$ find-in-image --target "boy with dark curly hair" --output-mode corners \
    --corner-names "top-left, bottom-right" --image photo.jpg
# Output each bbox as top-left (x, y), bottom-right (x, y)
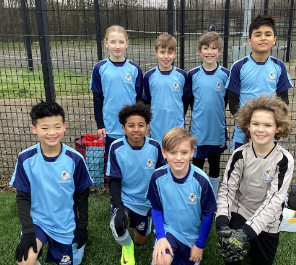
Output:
top-left (106, 102), bottom-right (166, 265)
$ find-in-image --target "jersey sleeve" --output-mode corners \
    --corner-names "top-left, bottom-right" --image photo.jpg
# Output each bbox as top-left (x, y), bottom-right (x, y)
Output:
top-left (182, 71), bottom-right (191, 100)
top-left (244, 152), bottom-right (294, 236)
top-left (135, 65), bottom-right (143, 101)
top-left (143, 72), bottom-right (152, 102)
top-left (73, 156), bottom-right (94, 192)
top-left (276, 60), bottom-right (293, 93)
top-left (106, 145), bottom-right (122, 179)
top-left (216, 150), bottom-right (244, 224)
top-left (10, 156), bottom-right (31, 193)
top-left (147, 174), bottom-right (163, 211)
top-left (89, 64), bottom-right (103, 95)
top-left (225, 63), bottom-right (241, 95)
top-left (155, 145), bottom-right (166, 169)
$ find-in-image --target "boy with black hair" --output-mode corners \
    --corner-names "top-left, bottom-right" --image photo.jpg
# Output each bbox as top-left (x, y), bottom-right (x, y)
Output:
top-left (143, 33), bottom-right (191, 145)
top-left (107, 102), bottom-right (165, 265)
top-left (227, 15), bottom-right (292, 150)
top-left (10, 101), bottom-right (93, 265)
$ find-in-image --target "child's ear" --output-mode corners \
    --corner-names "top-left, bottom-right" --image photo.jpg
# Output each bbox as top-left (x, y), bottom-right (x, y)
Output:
top-left (122, 125), bottom-right (126, 134)
top-left (103, 39), bottom-right (108, 47)
top-left (154, 50), bottom-right (157, 57)
top-left (161, 147), bottom-right (166, 159)
top-left (30, 125), bottom-right (37, 135)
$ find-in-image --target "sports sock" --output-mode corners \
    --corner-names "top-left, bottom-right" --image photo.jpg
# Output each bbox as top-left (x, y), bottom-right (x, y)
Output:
top-left (209, 176), bottom-right (220, 198)
top-left (114, 230), bottom-right (132, 247)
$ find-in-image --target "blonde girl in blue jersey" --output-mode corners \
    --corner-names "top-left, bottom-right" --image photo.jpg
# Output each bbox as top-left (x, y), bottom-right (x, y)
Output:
top-left (90, 25), bottom-right (143, 155)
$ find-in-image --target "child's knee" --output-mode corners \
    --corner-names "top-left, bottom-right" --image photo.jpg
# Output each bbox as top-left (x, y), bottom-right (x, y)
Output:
top-left (17, 251), bottom-right (38, 265)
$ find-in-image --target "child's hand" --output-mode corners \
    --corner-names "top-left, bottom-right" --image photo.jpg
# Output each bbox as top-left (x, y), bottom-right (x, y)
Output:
top-left (189, 245), bottom-right (203, 263)
top-left (153, 238), bottom-right (173, 265)
top-left (97, 128), bottom-right (106, 138)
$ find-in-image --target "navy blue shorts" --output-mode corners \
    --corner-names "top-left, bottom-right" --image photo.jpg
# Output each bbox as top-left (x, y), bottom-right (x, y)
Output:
top-left (21, 224), bottom-right (84, 265)
top-left (110, 206), bottom-right (152, 236)
top-left (165, 232), bottom-right (196, 265)
top-left (194, 143), bottom-right (228, 159)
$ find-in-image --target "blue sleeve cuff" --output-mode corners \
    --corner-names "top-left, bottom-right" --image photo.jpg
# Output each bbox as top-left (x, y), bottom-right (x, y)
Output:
top-left (195, 214), bottom-right (213, 249)
top-left (152, 208), bottom-right (166, 240)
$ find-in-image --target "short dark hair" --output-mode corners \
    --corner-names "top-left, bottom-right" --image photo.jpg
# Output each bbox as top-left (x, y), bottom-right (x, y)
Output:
top-left (249, 15), bottom-right (276, 38)
top-left (30, 100), bottom-right (65, 126)
top-left (118, 102), bottom-right (152, 125)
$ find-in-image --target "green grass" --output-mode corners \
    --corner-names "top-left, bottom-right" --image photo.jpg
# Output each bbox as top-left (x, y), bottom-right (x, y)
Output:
top-left (0, 68), bottom-right (89, 98)
top-left (1, 191), bottom-right (296, 265)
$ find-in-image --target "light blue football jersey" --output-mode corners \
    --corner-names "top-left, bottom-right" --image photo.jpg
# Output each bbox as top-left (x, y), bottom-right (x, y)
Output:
top-left (188, 65), bottom-right (229, 145)
top-left (147, 164), bottom-right (216, 248)
top-left (143, 66), bottom-right (189, 144)
top-left (90, 58), bottom-right (143, 139)
top-left (226, 55), bottom-right (292, 144)
top-left (106, 136), bottom-right (165, 216)
top-left (10, 143), bottom-right (93, 244)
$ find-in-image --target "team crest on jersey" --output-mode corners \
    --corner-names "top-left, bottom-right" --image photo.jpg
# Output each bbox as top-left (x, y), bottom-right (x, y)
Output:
top-left (214, 82), bottom-right (223, 91)
top-left (262, 169), bottom-right (273, 184)
top-left (137, 222), bottom-right (146, 231)
top-left (268, 72), bottom-right (276, 83)
top-left (145, 159), bottom-right (155, 169)
top-left (59, 171), bottom-right (71, 183)
top-left (172, 82), bottom-right (180, 91)
top-left (59, 255), bottom-right (71, 265)
top-left (187, 193), bottom-right (197, 204)
top-left (125, 73), bottom-right (133, 83)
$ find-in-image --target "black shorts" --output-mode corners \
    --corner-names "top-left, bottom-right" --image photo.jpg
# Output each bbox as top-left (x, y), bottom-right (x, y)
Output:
top-left (229, 212), bottom-right (279, 265)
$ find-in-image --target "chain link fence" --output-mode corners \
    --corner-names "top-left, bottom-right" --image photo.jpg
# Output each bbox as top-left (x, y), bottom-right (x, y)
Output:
top-left (0, 0), bottom-right (295, 187)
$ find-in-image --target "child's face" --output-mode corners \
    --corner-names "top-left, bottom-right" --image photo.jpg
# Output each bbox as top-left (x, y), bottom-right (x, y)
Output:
top-left (248, 25), bottom-right (276, 55)
top-left (198, 43), bottom-right (222, 66)
top-left (162, 140), bottom-right (194, 178)
top-left (154, 47), bottom-right (177, 71)
top-left (30, 115), bottom-right (66, 151)
top-left (247, 110), bottom-right (278, 149)
top-left (104, 31), bottom-right (129, 62)
top-left (122, 115), bottom-right (148, 147)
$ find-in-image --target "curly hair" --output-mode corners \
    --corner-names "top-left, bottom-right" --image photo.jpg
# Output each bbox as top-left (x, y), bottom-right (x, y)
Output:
top-left (162, 127), bottom-right (196, 151)
top-left (118, 102), bottom-right (152, 125)
top-left (235, 95), bottom-right (292, 140)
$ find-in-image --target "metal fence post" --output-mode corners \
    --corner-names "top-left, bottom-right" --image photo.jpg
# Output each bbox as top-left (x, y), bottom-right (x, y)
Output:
top-left (264, 0), bottom-right (269, 15)
top-left (20, 0), bottom-right (33, 71)
top-left (286, 0), bottom-right (294, 62)
top-left (35, 0), bottom-right (55, 103)
top-left (167, 0), bottom-right (175, 36)
top-left (94, 0), bottom-right (103, 61)
top-left (223, 0), bottom-right (230, 68)
top-left (179, 0), bottom-right (185, 70)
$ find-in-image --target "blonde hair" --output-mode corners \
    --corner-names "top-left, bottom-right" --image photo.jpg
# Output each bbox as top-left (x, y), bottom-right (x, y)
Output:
top-left (104, 25), bottom-right (129, 41)
top-left (198, 31), bottom-right (222, 51)
top-left (155, 34), bottom-right (177, 51)
top-left (235, 94), bottom-right (292, 140)
top-left (162, 127), bottom-right (196, 151)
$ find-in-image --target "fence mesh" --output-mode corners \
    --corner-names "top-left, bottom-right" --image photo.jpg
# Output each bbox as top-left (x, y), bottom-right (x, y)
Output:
top-left (0, 0), bottom-right (296, 187)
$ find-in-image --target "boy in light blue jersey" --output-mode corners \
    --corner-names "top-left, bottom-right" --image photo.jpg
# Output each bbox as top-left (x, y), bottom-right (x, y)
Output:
top-left (90, 25), bottom-right (143, 154)
top-left (227, 15), bottom-right (292, 150)
top-left (106, 102), bottom-right (165, 265)
top-left (143, 34), bottom-right (191, 144)
top-left (10, 101), bottom-right (93, 265)
top-left (188, 31), bottom-right (229, 197)
top-left (147, 127), bottom-right (216, 265)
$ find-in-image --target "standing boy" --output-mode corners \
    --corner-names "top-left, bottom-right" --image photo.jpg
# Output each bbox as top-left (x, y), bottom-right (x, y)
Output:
top-left (107, 103), bottom-right (165, 265)
top-left (216, 95), bottom-right (294, 265)
top-left (227, 15), bottom-right (292, 150)
top-left (10, 101), bottom-right (93, 265)
top-left (147, 127), bottom-right (216, 265)
top-left (143, 34), bottom-right (191, 144)
top-left (188, 31), bottom-right (229, 197)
